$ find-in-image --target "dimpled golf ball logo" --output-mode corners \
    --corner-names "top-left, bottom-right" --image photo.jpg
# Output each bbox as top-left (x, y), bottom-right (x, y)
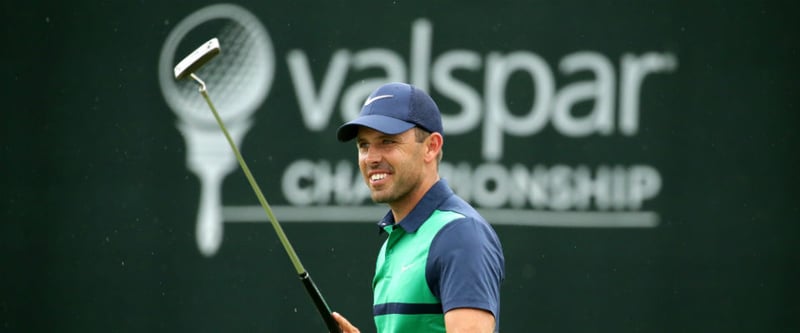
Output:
top-left (158, 3), bottom-right (275, 256)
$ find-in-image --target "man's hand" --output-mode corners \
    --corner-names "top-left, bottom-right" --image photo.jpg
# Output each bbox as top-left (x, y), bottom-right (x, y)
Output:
top-left (332, 312), bottom-right (360, 333)
top-left (444, 308), bottom-right (496, 333)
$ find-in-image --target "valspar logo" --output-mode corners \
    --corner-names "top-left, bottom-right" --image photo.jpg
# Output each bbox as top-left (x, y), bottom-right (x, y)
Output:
top-left (160, 4), bottom-right (677, 256)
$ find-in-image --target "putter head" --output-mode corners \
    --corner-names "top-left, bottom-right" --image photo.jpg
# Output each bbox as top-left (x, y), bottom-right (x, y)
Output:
top-left (173, 38), bottom-right (221, 80)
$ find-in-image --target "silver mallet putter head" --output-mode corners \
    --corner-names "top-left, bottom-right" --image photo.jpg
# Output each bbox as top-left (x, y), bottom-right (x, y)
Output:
top-left (173, 38), bottom-right (220, 80)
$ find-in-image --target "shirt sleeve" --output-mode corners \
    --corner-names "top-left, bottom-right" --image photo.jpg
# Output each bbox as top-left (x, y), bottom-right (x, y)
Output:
top-left (426, 217), bottom-right (505, 319)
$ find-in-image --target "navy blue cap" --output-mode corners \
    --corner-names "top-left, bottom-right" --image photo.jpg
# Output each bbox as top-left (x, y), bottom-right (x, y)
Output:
top-left (336, 82), bottom-right (442, 142)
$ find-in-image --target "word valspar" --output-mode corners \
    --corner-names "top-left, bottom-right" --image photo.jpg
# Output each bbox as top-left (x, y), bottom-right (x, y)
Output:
top-left (281, 159), bottom-right (661, 211)
top-left (286, 19), bottom-right (678, 161)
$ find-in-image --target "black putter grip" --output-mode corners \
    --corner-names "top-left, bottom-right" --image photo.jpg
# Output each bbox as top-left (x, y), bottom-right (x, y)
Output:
top-left (299, 272), bottom-right (342, 333)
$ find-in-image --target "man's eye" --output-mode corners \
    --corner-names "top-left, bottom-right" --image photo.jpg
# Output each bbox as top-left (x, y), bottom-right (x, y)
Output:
top-left (382, 139), bottom-right (394, 144)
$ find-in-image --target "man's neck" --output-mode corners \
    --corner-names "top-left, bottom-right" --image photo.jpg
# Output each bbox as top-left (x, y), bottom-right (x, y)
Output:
top-left (390, 175), bottom-right (440, 223)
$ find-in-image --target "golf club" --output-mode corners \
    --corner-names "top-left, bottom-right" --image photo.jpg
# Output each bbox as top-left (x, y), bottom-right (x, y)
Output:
top-left (173, 37), bottom-right (341, 333)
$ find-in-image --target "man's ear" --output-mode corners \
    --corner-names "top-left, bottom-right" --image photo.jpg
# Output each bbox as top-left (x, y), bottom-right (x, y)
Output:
top-left (425, 132), bottom-right (443, 163)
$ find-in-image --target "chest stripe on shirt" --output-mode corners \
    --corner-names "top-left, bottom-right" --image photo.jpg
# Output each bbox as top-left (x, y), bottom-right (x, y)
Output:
top-left (373, 302), bottom-right (444, 316)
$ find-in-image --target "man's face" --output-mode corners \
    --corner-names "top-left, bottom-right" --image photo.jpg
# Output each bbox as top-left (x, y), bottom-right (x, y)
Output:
top-left (356, 127), bottom-right (426, 205)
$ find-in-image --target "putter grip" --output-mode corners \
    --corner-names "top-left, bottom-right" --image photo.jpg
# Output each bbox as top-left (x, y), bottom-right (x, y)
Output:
top-left (299, 272), bottom-right (342, 333)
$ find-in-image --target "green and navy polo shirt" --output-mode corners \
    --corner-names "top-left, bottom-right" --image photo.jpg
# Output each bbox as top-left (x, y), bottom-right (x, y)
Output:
top-left (372, 180), bottom-right (505, 333)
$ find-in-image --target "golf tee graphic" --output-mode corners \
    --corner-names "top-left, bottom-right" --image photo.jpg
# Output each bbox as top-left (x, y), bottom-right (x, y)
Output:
top-left (159, 4), bottom-right (274, 256)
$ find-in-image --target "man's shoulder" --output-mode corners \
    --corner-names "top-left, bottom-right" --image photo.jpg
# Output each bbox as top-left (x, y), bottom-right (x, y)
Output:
top-left (432, 193), bottom-right (502, 252)
top-left (436, 194), bottom-right (486, 224)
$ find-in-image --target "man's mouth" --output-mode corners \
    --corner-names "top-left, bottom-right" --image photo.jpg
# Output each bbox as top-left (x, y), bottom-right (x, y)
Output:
top-left (370, 173), bottom-right (388, 183)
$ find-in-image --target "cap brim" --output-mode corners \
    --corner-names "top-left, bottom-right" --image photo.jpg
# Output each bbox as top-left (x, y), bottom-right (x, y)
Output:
top-left (336, 115), bottom-right (416, 142)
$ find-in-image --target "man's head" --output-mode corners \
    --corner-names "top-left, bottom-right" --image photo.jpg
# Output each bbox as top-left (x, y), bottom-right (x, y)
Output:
top-left (336, 83), bottom-right (444, 215)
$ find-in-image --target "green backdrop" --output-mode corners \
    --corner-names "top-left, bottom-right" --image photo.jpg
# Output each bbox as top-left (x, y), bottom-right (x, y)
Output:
top-left (2, 1), bottom-right (797, 332)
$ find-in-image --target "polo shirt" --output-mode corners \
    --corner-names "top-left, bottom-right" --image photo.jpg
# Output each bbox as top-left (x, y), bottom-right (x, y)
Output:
top-left (372, 180), bottom-right (505, 333)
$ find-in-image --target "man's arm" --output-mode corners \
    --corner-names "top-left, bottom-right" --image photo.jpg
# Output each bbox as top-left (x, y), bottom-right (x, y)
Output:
top-left (445, 308), bottom-right (496, 333)
top-left (429, 217), bottom-right (504, 332)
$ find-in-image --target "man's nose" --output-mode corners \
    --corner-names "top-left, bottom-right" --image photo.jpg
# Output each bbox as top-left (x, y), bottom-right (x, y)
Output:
top-left (362, 146), bottom-right (382, 164)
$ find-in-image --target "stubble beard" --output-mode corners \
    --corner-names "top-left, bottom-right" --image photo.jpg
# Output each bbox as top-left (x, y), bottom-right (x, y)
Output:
top-left (369, 172), bottom-right (417, 205)
top-left (370, 180), bottom-right (404, 204)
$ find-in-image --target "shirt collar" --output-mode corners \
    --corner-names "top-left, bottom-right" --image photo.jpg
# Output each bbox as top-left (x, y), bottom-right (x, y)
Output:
top-left (376, 179), bottom-right (453, 234)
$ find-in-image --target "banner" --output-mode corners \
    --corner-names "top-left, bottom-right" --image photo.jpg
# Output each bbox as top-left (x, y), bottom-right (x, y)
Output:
top-left (2, 1), bottom-right (797, 332)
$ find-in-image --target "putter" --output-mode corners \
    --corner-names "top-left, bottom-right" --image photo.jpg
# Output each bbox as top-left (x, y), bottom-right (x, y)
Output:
top-left (174, 37), bottom-right (341, 333)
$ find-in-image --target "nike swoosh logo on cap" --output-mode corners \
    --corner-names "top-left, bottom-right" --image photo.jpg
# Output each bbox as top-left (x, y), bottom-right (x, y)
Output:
top-left (363, 94), bottom-right (394, 106)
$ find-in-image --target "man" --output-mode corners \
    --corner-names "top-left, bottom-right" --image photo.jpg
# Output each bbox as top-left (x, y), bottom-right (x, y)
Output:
top-left (331, 82), bottom-right (505, 333)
